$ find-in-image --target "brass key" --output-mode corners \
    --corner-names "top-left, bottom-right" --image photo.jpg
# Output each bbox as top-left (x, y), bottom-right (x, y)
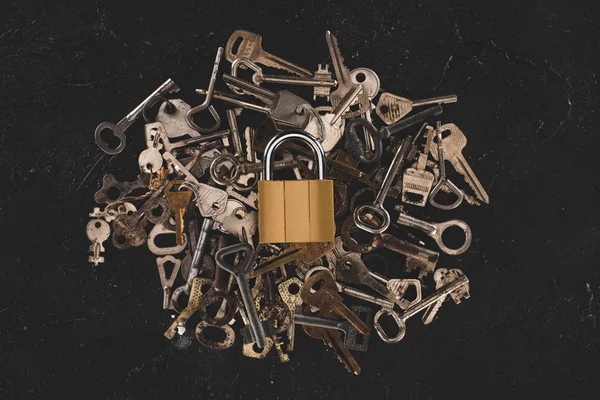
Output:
top-left (300, 271), bottom-right (370, 335)
top-left (251, 242), bottom-right (334, 278)
top-left (376, 92), bottom-right (458, 125)
top-left (164, 180), bottom-right (193, 246)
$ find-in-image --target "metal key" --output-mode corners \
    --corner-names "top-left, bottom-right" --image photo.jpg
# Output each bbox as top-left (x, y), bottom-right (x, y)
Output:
top-left (86, 219), bottom-right (110, 266)
top-left (380, 104), bottom-right (444, 139)
top-left (300, 271), bottom-right (370, 335)
top-left (428, 121), bottom-right (465, 210)
top-left (164, 277), bottom-right (204, 339)
top-left (164, 180), bottom-right (192, 246)
top-left (402, 124), bottom-right (436, 207)
top-left (225, 30), bottom-right (312, 77)
top-left (368, 271), bottom-right (422, 310)
top-left (278, 277), bottom-right (304, 351)
top-left (376, 92), bottom-right (457, 125)
top-left (422, 268), bottom-right (471, 324)
top-left (233, 291), bottom-right (275, 358)
top-left (253, 72), bottom-right (337, 88)
top-left (395, 206), bottom-right (472, 255)
top-left (430, 123), bottom-right (490, 204)
top-left (95, 79), bottom-right (180, 155)
top-left (251, 242), bottom-right (334, 278)
top-left (156, 255), bottom-right (180, 309)
top-left (354, 135), bottom-right (412, 234)
top-left (216, 243), bottom-right (267, 348)
top-left (325, 31), bottom-right (359, 109)
top-left (186, 47), bottom-right (222, 133)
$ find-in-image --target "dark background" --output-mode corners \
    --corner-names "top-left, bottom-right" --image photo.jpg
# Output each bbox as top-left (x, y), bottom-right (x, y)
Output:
top-left (1, 0), bottom-right (599, 399)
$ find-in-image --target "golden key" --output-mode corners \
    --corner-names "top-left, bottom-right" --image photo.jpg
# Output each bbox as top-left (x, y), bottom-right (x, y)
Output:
top-left (164, 180), bottom-right (193, 246)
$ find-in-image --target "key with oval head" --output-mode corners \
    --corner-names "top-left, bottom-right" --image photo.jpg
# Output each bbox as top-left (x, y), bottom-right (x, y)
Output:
top-left (164, 180), bottom-right (193, 246)
top-left (225, 30), bottom-right (312, 77)
top-left (430, 123), bottom-right (490, 204)
top-left (95, 79), bottom-right (180, 155)
top-left (376, 92), bottom-right (457, 125)
top-left (300, 271), bottom-right (370, 335)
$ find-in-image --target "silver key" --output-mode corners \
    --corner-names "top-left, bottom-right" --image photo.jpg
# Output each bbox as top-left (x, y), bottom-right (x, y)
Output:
top-left (95, 79), bottom-right (180, 154)
top-left (376, 92), bottom-right (457, 125)
top-left (430, 123), bottom-right (490, 204)
top-left (350, 68), bottom-right (380, 100)
top-left (368, 271), bottom-right (422, 310)
top-left (156, 99), bottom-right (200, 138)
top-left (325, 31), bottom-right (358, 109)
top-left (313, 64), bottom-right (334, 100)
top-left (422, 268), bottom-right (470, 324)
top-left (186, 47), bottom-right (222, 133)
top-left (395, 205), bottom-right (472, 255)
top-left (86, 219), bottom-right (110, 266)
top-left (156, 255), bottom-right (181, 309)
top-left (402, 124), bottom-right (436, 207)
top-left (428, 121), bottom-right (465, 210)
top-left (212, 199), bottom-right (257, 246)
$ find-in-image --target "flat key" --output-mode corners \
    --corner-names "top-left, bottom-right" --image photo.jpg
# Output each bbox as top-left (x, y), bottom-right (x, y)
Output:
top-left (430, 123), bottom-right (490, 204)
top-left (300, 271), bottom-right (370, 335)
top-left (376, 92), bottom-right (457, 125)
top-left (156, 255), bottom-right (181, 309)
top-left (225, 30), bottom-right (312, 77)
top-left (251, 242), bottom-right (334, 278)
top-left (95, 79), bottom-right (180, 155)
top-left (325, 31), bottom-right (359, 108)
top-left (164, 180), bottom-right (192, 246)
top-left (164, 277), bottom-right (203, 339)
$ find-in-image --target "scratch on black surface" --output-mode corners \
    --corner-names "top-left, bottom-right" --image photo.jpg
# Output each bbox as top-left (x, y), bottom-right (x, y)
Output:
top-left (76, 152), bottom-right (106, 192)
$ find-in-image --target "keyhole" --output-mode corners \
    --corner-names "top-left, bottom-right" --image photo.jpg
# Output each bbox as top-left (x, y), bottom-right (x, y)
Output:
top-left (100, 128), bottom-right (122, 150)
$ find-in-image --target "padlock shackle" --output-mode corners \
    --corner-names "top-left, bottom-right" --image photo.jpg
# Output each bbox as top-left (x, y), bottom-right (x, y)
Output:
top-left (262, 130), bottom-right (326, 181)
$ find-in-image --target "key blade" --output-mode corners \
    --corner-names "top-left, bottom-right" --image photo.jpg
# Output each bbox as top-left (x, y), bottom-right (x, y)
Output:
top-left (453, 154), bottom-right (490, 204)
top-left (323, 329), bottom-right (361, 375)
top-left (325, 31), bottom-right (351, 85)
top-left (259, 51), bottom-right (313, 77)
top-left (251, 244), bottom-right (303, 278)
top-left (326, 293), bottom-right (370, 334)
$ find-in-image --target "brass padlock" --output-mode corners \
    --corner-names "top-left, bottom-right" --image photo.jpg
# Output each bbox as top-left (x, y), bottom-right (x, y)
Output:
top-left (258, 130), bottom-right (334, 243)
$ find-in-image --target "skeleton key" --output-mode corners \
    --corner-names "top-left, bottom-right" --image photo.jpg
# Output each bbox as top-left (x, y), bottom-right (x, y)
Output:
top-left (383, 272), bottom-right (470, 342)
top-left (313, 64), bottom-right (334, 100)
top-left (186, 47), bottom-right (222, 133)
top-left (300, 271), bottom-right (370, 335)
top-left (325, 31), bottom-right (359, 109)
top-left (164, 277), bottom-right (204, 339)
top-left (225, 30), bottom-right (312, 77)
top-left (251, 241), bottom-right (334, 278)
top-left (422, 268), bottom-right (471, 324)
top-left (402, 125), bottom-right (436, 206)
top-left (354, 135), bottom-right (412, 234)
top-left (326, 238), bottom-right (391, 300)
top-left (395, 206), bottom-right (472, 255)
top-left (195, 321), bottom-right (236, 350)
top-left (258, 272), bottom-right (292, 338)
top-left (163, 180), bottom-right (192, 246)
top-left (86, 219), bottom-right (110, 266)
top-left (95, 79), bottom-right (180, 155)
top-left (278, 278), bottom-right (303, 351)
top-left (376, 92), bottom-right (457, 125)
top-left (340, 215), bottom-right (439, 278)
top-left (430, 123), bottom-right (490, 204)
top-left (156, 255), bottom-right (181, 309)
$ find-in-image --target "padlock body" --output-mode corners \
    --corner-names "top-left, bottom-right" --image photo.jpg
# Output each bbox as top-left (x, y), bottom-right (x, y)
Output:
top-left (258, 179), bottom-right (334, 243)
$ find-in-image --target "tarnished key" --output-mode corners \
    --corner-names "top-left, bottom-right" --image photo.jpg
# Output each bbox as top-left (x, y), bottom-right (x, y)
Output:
top-left (164, 180), bottom-right (192, 246)
top-left (164, 277), bottom-right (204, 339)
top-left (422, 268), bottom-right (471, 324)
top-left (376, 92), bottom-right (457, 125)
top-left (95, 79), bottom-right (180, 155)
top-left (278, 277), bottom-right (304, 351)
top-left (300, 271), bottom-right (370, 335)
top-left (233, 291), bottom-right (275, 359)
top-left (430, 123), bottom-right (490, 204)
top-left (251, 242), bottom-right (334, 278)
top-left (403, 124), bottom-right (436, 207)
top-left (225, 30), bottom-right (312, 77)
top-left (325, 31), bottom-right (359, 109)
top-left (156, 255), bottom-right (181, 309)
top-left (368, 271), bottom-right (422, 310)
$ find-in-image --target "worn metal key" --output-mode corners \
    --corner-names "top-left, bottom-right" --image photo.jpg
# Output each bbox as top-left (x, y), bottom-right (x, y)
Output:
top-left (251, 242), bottom-right (334, 278)
top-left (376, 92), bottom-right (457, 125)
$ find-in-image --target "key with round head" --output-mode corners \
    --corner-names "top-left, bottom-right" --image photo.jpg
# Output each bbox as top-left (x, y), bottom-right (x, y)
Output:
top-left (430, 123), bottom-right (490, 204)
top-left (376, 92), bottom-right (457, 125)
top-left (225, 30), bottom-right (312, 77)
top-left (86, 218), bottom-right (110, 266)
top-left (300, 271), bottom-right (370, 335)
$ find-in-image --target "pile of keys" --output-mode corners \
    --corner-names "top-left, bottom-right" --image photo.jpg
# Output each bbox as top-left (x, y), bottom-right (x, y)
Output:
top-left (86, 30), bottom-right (489, 375)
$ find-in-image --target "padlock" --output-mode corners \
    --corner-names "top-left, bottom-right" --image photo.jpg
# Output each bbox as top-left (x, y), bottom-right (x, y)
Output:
top-left (258, 130), bottom-right (334, 243)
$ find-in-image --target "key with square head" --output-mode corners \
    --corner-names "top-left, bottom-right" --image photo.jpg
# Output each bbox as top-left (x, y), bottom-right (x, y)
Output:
top-left (300, 271), bottom-right (370, 335)
top-left (251, 242), bottom-right (334, 278)
top-left (430, 123), bottom-right (490, 204)
top-left (164, 180), bottom-right (193, 246)
top-left (225, 30), bottom-right (312, 77)
top-left (376, 92), bottom-right (457, 125)
top-left (95, 79), bottom-right (180, 155)
top-left (368, 271), bottom-right (422, 310)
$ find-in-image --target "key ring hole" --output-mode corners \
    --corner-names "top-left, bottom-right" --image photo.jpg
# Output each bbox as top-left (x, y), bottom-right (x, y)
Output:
top-left (436, 221), bottom-right (472, 255)
top-left (200, 324), bottom-right (227, 342)
top-left (441, 225), bottom-right (466, 250)
top-left (380, 105), bottom-right (390, 114)
top-left (374, 309), bottom-right (406, 343)
top-left (354, 206), bottom-right (390, 234)
top-left (287, 283), bottom-right (300, 295)
top-left (99, 127), bottom-right (122, 150)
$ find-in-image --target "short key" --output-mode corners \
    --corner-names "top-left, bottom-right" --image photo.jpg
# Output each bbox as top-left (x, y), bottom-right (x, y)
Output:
top-left (164, 180), bottom-right (193, 246)
top-left (225, 30), bottom-right (312, 77)
top-left (86, 219), bottom-right (110, 266)
top-left (251, 241), bottom-right (334, 278)
top-left (300, 271), bottom-right (370, 335)
top-left (430, 123), bottom-right (490, 204)
top-left (402, 124), bottom-right (436, 207)
top-left (376, 92), bottom-right (457, 125)
top-left (95, 79), bottom-right (180, 155)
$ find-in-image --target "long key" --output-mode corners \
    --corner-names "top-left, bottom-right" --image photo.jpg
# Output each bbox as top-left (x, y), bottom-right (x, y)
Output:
top-left (251, 242), bottom-right (334, 278)
top-left (422, 268), bottom-right (471, 324)
top-left (340, 215), bottom-right (439, 278)
top-left (325, 31), bottom-right (359, 108)
top-left (156, 255), bottom-right (181, 309)
top-left (376, 92), bottom-right (457, 125)
top-left (300, 271), bottom-right (370, 334)
top-left (95, 79), bottom-right (180, 155)
top-left (430, 123), bottom-right (490, 204)
top-left (353, 135), bottom-right (412, 234)
top-left (380, 104), bottom-right (444, 139)
top-left (164, 180), bottom-right (192, 246)
top-left (216, 243), bottom-right (267, 348)
top-left (225, 30), bottom-right (312, 77)
top-left (254, 73), bottom-right (337, 88)
top-left (233, 291), bottom-right (275, 358)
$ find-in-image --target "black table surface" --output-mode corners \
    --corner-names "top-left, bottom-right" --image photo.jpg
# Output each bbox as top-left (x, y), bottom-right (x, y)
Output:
top-left (1, 0), bottom-right (599, 399)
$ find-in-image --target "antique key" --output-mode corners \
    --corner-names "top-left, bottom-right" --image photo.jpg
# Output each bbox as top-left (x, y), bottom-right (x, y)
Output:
top-left (164, 277), bottom-right (204, 339)
top-left (376, 92), bottom-right (457, 125)
top-left (233, 291), bottom-right (275, 359)
top-left (300, 271), bottom-right (370, 334)
top-left (422, 268), bottom-right (471, 324)
top-left (402, 124), bottom-right (436, 206)
top-left (368, 271), bottom-right (422, 310)
top-left (354, 135), bottom-right (412, 234)
top-left (95, 79), bottom-right (180, 155)
top-left (430, 123), bottom-right (490, 204)
top-left (164, 180), bottom-right (193, 246)
top-left (225, 30), bottom-right (312, 77)
top-left (278, 277), bottom-right (303, 351)
top-left (156, 255), bottom-right (180, 309)
top-left (251, 242), bottom-right (334, 278)
top-left (86, 219), bottom-right (110, 266)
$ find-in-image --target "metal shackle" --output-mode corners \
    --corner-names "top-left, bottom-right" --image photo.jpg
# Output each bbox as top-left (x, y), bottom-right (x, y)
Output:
top-left (262, 130), bottom-right (327, 181)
